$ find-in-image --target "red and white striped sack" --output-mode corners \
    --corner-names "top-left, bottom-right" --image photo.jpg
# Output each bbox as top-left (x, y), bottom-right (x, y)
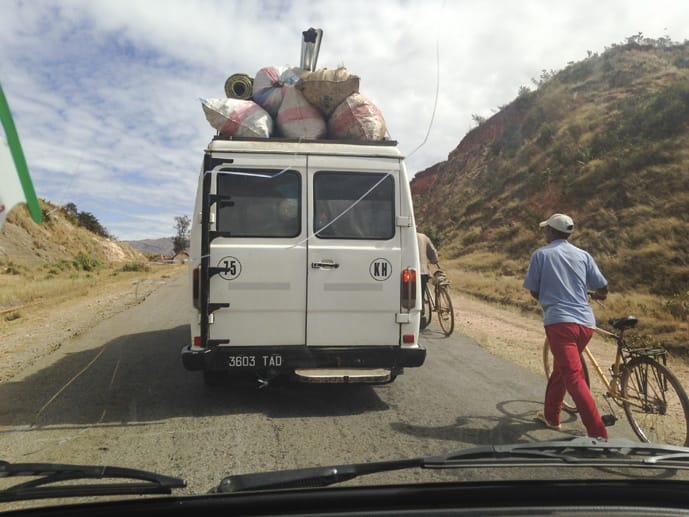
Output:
top-left (276, 86), bottom-right (326, 139)
top-left (201, 98), bottom-right (273, 138)
top-left (327, 93), bottom-right (387, 140)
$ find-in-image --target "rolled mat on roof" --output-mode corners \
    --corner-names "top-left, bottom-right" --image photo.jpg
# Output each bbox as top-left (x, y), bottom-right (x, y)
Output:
top-left (224, 73), bottom-right (254, 100)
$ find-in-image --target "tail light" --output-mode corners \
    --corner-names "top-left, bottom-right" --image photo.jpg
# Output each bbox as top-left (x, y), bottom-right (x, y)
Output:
top-left (401, 268), bottom-right (417, 310)
top-left (193, 266), bottom-right (200, 309)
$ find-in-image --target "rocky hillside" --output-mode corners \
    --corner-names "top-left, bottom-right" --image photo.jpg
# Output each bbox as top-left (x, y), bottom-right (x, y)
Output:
top-left (412, 36), bottom-right (689, 298)
top-left (0, 200), bottom-right (144, 271)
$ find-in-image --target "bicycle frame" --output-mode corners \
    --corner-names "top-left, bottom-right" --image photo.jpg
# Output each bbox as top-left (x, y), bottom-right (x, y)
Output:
top-left (584, 326), bottom-right (662, 411)
top-left (582, 328), bottom-right (621, 398)
top-left (424, 282), bottom-right (437, 313)
top-left (422, 269), bottom-right (448, 315)
top-left (420, 267), bottom-right (454, 336)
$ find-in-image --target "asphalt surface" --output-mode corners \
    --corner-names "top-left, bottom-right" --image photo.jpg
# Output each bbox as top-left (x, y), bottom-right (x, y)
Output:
top-left (0, 274), bottom-right (637, 497)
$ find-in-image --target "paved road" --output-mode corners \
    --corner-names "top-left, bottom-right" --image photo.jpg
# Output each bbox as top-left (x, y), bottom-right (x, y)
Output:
top-left (0, 274), bottom-right (634, 496)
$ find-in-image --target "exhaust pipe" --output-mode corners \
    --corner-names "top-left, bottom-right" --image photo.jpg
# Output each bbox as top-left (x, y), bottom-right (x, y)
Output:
top-left (300, 28), bottom-right (323, 72)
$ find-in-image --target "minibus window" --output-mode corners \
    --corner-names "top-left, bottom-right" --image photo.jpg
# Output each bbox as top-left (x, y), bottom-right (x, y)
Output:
top-left (215, 169), bottom-right (301, 238)
top-left (314, 172), bottom-right (394, 240)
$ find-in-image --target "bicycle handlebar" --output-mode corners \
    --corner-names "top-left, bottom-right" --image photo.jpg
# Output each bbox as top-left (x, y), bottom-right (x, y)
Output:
top-left (587, 290), bottom-right (606, 308)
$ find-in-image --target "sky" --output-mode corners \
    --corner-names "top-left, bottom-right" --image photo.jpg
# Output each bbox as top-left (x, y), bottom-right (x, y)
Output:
top-left (2, 0), bottom-right (689, 241)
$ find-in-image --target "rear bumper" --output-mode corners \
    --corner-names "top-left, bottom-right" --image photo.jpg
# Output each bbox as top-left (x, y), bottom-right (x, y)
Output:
top-left (181, 344), bottom-right (426, 373)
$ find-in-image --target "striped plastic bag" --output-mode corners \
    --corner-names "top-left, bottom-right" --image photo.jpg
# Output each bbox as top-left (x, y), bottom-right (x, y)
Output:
top-left (201, 98), bottom-right (273, 138)
top-left (327, 93), bottom-right (387, 140)
top-left (276, 86), bottom-right (326, 139)
top-left (252, 66), bottom-right (303, 118)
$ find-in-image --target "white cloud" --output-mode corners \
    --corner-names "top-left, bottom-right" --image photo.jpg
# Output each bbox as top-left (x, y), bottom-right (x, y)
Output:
top-left (2, 0), bottom-right (689, 239)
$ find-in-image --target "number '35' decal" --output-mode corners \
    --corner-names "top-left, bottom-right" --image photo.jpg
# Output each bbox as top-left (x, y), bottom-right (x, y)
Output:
top-left (217, 256), bottom-right (241, 280)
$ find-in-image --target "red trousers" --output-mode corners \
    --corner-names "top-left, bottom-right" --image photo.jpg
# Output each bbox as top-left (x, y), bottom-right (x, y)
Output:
top-left (545, 323), bottom-right (608, 439)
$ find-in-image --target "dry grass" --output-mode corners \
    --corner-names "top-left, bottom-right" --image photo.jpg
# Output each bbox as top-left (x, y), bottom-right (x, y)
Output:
top-left (0, 263), bottom-right (167, 325)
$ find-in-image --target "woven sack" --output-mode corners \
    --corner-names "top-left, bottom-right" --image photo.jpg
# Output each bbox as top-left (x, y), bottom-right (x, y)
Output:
top-left (252, 66), bottom-right (303, 118)
top-left (276, 86), bottom-right (326, 139)
top-left (295, 67), bottom-right (360, 116)
top-left (201, 98), bottom-right (273, 138)
top-left (327, 93), bottom-right (386, 140)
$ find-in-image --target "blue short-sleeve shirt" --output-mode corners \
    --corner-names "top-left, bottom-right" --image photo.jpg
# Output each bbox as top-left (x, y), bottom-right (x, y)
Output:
top-left (523, 239), bottom-right (607, 327)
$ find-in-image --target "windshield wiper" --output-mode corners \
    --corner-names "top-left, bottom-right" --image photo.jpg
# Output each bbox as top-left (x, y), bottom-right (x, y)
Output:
top-left (0, 461), bottom-right (186, 502)
top-left (215, 437), bottom-right (689, 493)
top-left (429, 436), bottom-right (689, 468)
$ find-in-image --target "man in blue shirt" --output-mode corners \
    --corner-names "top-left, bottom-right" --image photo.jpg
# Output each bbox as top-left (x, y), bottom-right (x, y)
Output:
top-left (524, 213), bottom-right (609, 438)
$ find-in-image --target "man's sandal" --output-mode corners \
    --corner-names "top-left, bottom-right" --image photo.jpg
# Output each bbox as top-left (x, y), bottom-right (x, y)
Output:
top-left (536, 411), bottom-right (562, 431)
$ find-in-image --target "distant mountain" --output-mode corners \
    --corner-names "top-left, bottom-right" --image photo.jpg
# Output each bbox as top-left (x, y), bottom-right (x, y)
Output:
top-left (124, 237), bottom-right (174, 256)
top-left (411, 36), bottom-right (689, 297)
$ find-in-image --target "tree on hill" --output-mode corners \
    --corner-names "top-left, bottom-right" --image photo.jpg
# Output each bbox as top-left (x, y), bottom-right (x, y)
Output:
top-left (77, 211), bottom-right (110, 238)
top-left (173, 215), bottom-right (190, 254)
top-left (62, 202), bottom-right (110, 239)
top-left (63, 202), bottom-right (78, 220)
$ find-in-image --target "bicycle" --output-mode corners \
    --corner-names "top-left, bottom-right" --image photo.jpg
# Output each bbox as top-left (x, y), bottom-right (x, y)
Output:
top-left (419, 265), bottom-right (454, 336)
top-left (543, 316), bottom-right (689, 446)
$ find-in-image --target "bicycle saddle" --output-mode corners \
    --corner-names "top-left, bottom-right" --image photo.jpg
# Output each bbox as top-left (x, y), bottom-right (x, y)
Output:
top-left (608, 316), bottom-right (638, 330)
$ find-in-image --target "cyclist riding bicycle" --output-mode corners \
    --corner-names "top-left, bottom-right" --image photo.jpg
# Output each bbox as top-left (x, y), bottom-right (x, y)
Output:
top-left (417, 232), bottom-right (438, 321)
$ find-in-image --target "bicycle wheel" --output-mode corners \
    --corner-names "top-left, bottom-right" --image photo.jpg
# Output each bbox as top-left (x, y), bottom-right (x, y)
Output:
top-left (436, 286), bottom-right (454, 336)
top-left (542, 338), bottom-right (590, 414)
top-left (621, 355), bottom-right (689, 446)
top-left (420, 284), bottom-right (432, 329)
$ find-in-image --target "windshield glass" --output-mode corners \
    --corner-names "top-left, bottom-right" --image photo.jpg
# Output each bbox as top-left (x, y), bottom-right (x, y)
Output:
top-left (3, 0), bottom-right (689, 511)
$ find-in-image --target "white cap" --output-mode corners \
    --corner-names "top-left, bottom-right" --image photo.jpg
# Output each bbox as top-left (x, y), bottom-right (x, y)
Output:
top-left (539, 213), bottom-right (574, 234)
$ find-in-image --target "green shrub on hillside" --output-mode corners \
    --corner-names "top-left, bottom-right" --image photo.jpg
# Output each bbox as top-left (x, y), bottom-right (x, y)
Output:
top-left (120, 262), bottom-right (149, 272)
top-left (618, 83), bottom-right (689, 140)
top-left (2, 261), bottom-right (22, 275)
top-left (666, 292), bottom-right (689, 321)
top-left (73, 253), bottom-right (101, 272)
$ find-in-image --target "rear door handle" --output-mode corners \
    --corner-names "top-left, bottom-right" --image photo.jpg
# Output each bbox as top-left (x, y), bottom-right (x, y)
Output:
top-left (311, 261), bottom-right (339, 269)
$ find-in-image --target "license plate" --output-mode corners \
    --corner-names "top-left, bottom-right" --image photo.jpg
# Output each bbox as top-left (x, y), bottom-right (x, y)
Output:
top-left (228, 355), bottom-right (283, 368)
